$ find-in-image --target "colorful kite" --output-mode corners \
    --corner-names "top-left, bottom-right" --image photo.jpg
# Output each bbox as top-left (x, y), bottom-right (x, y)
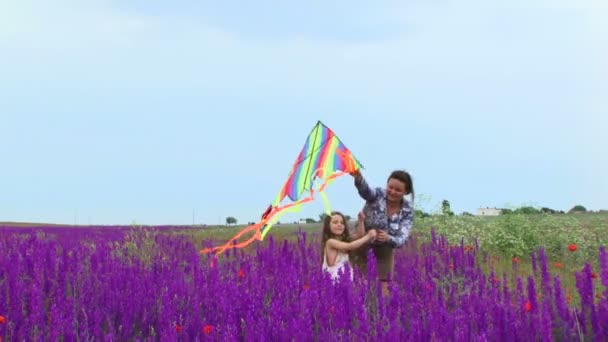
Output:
top-left (200, 120), bottom-right (363, 256)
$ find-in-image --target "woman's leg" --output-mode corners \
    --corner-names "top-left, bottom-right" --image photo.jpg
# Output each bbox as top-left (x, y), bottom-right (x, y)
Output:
top-left (373, 245), bottom-right (394, 296)
top-left (349, 244), bottom-right (369, 279)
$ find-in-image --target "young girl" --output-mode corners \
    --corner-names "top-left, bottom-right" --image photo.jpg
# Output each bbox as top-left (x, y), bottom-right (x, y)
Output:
top-left (321, 211), bottom-right (376, 282)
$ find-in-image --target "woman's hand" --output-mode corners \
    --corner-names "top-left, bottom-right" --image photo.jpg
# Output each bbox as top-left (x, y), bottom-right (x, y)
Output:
top-left (375, 230), bottom-right (389, 242)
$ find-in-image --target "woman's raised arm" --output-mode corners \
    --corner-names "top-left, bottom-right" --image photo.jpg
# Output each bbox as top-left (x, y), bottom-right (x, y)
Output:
top-left (352, 171), bottom-right (379, 202)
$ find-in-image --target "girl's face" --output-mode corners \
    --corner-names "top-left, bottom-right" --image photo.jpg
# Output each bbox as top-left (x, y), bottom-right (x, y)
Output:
top-left (329, 214), bottom-right (346, 236)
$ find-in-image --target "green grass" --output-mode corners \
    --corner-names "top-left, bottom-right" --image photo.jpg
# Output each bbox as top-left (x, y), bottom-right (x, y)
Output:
top-left (414, 212), bottom-right (608, 260)
top-left (168, 222), bottom-right (322, 244)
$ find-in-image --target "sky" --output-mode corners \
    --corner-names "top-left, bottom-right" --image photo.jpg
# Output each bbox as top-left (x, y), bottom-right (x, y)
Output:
top-left (1, 0), bottom-right (606, 225)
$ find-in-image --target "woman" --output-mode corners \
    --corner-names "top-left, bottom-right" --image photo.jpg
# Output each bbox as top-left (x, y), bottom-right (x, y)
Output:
top-left (349, 169), bottom-right (415, 293)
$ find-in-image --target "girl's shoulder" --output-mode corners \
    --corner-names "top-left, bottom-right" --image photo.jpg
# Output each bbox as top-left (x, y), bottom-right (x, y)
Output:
top-left (325, 237), bottom-right (349, 250)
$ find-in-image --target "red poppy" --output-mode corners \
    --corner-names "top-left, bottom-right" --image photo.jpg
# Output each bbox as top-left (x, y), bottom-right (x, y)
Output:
top-left (591, 272), bottom-right (598, 279)
top-left (203, 325), bottom-right (213, 335)
top-left (237, 269), bottom-right (245, 278)
top-left (568, 244), bottom-right (577, 252)
top-left (0, 315), bottom-right (5, 324)
top-left (303, 283), bottom-right (310, 291)
top-left (554, 262), bottom-right (563, 269)
top-left (524, 301), bottom-right (532, 312)
top-left (175, 324), bottom-right (183, 333)
top-left (512, 257), bottom-right (520, 263)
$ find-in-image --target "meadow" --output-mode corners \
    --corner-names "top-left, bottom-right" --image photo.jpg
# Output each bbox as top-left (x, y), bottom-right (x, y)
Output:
top-left (0, 212), bottom-right (607, 340)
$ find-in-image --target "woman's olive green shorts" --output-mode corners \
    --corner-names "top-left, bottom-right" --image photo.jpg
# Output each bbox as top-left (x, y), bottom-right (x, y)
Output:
top-left (350, 243), bottom-right (395, 281)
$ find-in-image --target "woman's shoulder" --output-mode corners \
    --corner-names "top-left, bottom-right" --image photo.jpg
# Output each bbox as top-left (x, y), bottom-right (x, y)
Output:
top-left (401, 198), bottom-right (413, 210)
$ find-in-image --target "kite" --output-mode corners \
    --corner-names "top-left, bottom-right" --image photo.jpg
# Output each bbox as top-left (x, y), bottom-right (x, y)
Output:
top-left (200, 120), bottom-right (364, 256)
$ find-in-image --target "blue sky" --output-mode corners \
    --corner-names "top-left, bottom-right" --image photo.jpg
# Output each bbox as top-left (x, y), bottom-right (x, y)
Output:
top-left (1, 0), bottom-right (606, 225)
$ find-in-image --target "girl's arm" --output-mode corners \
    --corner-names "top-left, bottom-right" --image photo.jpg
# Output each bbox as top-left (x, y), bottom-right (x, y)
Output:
top-left (350, 211), bottom-right (366, 240)
top-left (328, 229), bottom-right (376, 252)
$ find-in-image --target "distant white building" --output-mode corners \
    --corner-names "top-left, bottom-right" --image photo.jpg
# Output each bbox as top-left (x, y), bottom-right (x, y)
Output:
top-left (476, 207), bottom-right (502, 216)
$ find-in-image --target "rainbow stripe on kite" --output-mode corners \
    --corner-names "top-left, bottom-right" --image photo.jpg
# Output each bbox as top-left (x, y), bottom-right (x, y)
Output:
top-left (273, 120), bottom-right (364, 206)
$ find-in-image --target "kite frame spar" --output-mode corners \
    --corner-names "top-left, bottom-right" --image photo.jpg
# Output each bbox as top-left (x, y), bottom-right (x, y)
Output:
top-left (200, 120), bottom-right (363, 256)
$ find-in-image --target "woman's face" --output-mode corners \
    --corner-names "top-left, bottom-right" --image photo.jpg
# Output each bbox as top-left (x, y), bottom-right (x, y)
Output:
top-left (386, 178), bottom-right (406, 204)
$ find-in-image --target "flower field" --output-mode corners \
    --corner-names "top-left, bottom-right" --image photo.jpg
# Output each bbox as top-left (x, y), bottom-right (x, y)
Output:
top-left (1, 215), bottom-right (607, 340)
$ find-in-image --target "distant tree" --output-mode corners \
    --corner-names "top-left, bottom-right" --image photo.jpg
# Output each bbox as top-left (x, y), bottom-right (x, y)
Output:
top-left (570, 205), bottom-right (587, 213)
top-left (461, 211), bottom-right (473, 216)
top-left (344, 215), bottom-right (352, 222)
top-left (540, 207), bottom-right (556, 214)
top-left (225, 216), bottom-right (237, 225)
top-left (514, 206), bottom-right (540, 215)
top-left (441, 200), bottom-right (454, 216)
top-left (305, 218), bottom-right (316, 224)
top-left (500, 209), bottom-right (513, 215)
top-left (318, 213), bottom-right (327, 222)
top-left (415, 209), bottom-right (430, 218)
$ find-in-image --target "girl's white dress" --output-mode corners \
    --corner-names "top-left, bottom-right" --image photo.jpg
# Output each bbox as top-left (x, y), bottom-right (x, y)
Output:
top-left (322, 250), bottom-right (354, 282)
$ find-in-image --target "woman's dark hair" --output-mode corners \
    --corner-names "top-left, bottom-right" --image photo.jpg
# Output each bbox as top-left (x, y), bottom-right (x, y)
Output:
top-left (387, 170), bottom-right (414, 206)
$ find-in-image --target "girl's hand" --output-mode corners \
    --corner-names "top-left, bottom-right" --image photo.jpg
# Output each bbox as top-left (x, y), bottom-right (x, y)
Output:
top-left (358, 210), bottom-right (365, 222)
top-left (367, 229), bottom-right (377, 239)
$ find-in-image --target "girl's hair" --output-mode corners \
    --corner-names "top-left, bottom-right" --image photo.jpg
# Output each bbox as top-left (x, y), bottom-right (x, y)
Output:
top-left (320, 211), bottom-right (350, 264)
top-left (387, 170), bottom-right (415, 207)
